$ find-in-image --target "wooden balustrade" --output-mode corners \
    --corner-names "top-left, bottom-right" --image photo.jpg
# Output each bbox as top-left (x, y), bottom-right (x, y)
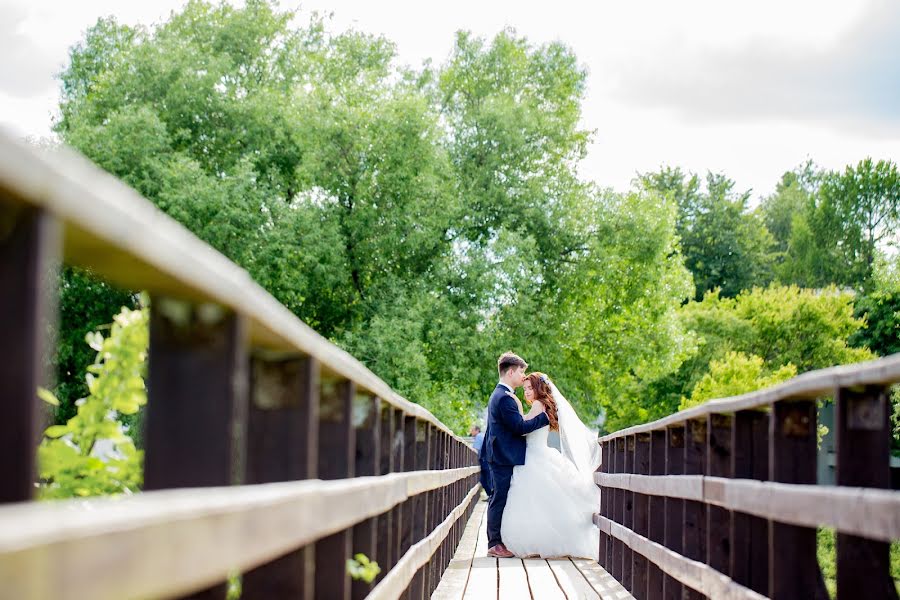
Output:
top-left (596, 355), bottom-right (900, 600)
top-left (0, 131), bottom-right (480, 599)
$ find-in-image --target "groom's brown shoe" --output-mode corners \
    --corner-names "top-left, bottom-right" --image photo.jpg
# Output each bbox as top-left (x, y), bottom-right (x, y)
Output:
top-left (487, 544), bottom-right (515, 558)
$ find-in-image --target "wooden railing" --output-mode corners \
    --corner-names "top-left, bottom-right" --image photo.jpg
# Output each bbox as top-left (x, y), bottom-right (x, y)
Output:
top-left (594, 355), bottom-right (900, 600)
top-left (0, 130), bottom-right (480, 599)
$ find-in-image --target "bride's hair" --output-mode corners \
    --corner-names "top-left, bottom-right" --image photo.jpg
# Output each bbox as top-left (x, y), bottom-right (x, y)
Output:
top-left (524, 372), bottom-right (558, 430)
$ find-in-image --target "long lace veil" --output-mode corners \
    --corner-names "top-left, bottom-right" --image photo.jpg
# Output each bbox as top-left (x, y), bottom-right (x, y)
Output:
top-left (548, 379), bottom-right (602, 479)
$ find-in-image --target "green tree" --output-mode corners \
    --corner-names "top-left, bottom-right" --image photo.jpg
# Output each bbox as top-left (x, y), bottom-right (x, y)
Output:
top-left (641, 168), bottom-right (776, 299)
top-left (681, 351), bottom-right (796, 410)
top-left (54, 2), bottom-right (694, 433)
top-left (781, 158), bottom-right (900, 290)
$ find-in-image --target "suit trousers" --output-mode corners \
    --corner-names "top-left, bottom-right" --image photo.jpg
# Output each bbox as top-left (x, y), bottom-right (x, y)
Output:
top-left (479, 451), bottom-right (494, 497)
top-left (486, 463), bottom-right (514, 548)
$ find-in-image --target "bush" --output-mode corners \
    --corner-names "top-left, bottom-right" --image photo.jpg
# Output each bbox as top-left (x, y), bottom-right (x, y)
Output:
top-left (37, 306), bottom-right (148, 499)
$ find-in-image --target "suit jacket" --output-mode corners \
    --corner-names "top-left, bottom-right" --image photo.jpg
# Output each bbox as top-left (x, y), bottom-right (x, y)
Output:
top-left (483, 383), bottom-right (550, 466)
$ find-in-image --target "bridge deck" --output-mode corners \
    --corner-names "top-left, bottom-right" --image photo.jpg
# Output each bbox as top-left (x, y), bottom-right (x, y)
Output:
top-left (432, 499), bottom-right (633, 599)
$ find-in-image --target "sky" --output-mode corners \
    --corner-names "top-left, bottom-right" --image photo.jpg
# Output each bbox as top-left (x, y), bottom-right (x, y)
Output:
top-left (2, 0), bottom-right (899, 200)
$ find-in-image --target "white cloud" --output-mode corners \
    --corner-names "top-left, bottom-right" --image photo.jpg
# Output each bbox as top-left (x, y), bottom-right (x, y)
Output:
top-left (1, 0), bottom-right (898, 199)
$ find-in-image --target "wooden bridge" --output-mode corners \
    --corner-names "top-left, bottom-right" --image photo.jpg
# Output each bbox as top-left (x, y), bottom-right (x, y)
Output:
top-left (1, 129), bottom-right (899, 599)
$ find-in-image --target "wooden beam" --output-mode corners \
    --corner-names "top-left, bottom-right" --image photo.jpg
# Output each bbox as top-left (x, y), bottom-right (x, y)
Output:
top-left (242, 355), bottom-right (319, 600)
top-left (648, 430), bottom-right (666, 597)
top-left (768, 400), bottom-right (827, 600)
top-left (835, 385), bottom-right (898, 600)
top-left (316, 380), bottom-right (356, 600)
top-left (664, 425), bottom-right (685, 600)
top-left (595, 515), bottom-right (767, 600)
top-left (0, 204), bottom-right (58, 504)
top-left (632, 434), bottom-right (650, 600)
top-left (0, 458), bottom-right (476, 600)
top-left (351, 393), bottom-right (381, 600)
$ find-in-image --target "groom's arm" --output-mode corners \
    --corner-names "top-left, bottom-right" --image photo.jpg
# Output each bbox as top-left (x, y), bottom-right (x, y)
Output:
top-left (496, 395), bottom-right (550, 436)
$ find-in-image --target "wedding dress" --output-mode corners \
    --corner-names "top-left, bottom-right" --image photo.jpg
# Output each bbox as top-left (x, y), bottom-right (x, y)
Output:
top-left (500, 381), bottom-right (601, 559)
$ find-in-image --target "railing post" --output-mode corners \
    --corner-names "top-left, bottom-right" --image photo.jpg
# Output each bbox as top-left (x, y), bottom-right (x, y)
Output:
top-left (647, 430), bottom-right (666, 596)
top-left (0, 205), bottom-right (59, 504)
top-left (663, 425), bottom-right (685, 600)
top-left (144, 300), bottom-right (248, 600)
top-left (351, 394), bottom-right (381, 600)
top-left (242, 355), bottom-right (319, 600)
top-left (612, 437), bottom-right (625, 582)
top-left (377, 404), bottom-right (396, 583)
top-left (391, 410), bottom-right (406, 581)
top-left (730, 409), bottom-right (768, 594)
top-left (769, 400), bottom-right (827, 600)
top-left (706, 413), bottom-right (732, 577)
top-left (623, 435), bottom-right (634, 591)
top-left (835, 385), bottom-right (898, 599)
top-left (426, 427), bottom-right (439, 596)
top-left (599, 440), bottom-right (611, 570)
top-left (410, 422), bottom-right (431, 600)
top-left (632, 433), bottom-right (651, 600)
top-left (315, 380), bottom-right (356, 600)
top-left (683, 418), bottom-right (707, 600)
top-left (399, 414), bottom-right (416, 598)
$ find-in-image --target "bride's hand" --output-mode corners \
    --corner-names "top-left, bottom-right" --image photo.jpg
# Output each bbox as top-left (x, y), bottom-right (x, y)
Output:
top-left (525, 400), bottom-right (546, 419)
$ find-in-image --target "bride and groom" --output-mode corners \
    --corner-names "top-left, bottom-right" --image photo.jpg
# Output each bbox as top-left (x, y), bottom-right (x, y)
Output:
top-left (481, 352), bottom-right (601, 560)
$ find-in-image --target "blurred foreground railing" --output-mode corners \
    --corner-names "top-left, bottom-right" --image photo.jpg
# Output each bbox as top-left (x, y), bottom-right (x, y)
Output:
top-left (0, 130), bottom-right (479, 599)
top-left (595, 354), bottom-right (900, 600)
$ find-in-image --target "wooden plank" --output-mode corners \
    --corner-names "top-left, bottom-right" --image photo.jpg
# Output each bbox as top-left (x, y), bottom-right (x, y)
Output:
top-left (647, 430), bottom-right (666, 597)
top-left (410, 423), bottom-right (431, 599)
top-left (600, 473), bottom-right (900, 543)
top-left (663, 425), bottom-right (684, 600)
top-left (463, 558), bottom-right (498, 600)
top-left (145, 301), bottom-right (248, 600)
top-left (598, 354), bottom-right (900, 443)
top-left (0, 132), bottom-right (471, 446)
top-left (368, 484), bottom-right (480, 600)
top-left (706, 414), bottom-right (731, 578)
top-left (835, 385), bottom-right (898, 600)
top-left (622, 436), bottom-right (634, 592)
top-left (0, 469), bottom-right (474, 600)
top-left (570, 558), bottom-right (633, 599)
top-left (683, 418), bottom-right (706, 600)
top-left (316, 380), bottom-right (355, 600)
top-left (378, 404), bottom-right (396, 582)
top-left (598, 441), bottom-right (610, 570)
top-left (768, 400), bottom-right (827, 600)
top-left (548, 558), bottom-right (601, 599)
top-left (730, 410), bottom-right (767, 595)
top-left (392, 410), bottom-right (406, 579)
top-left (242, 356), bottom-right (319, 600)
top-left (631, 434), bottom-right (650, 600)
top-left (0, 204), bottom-right (58, 504)
top-left (432, 499), bottom-right (486, 600)
top-left (351, 394), bottom-right (381, 600)
top-left (612, 437), bottom-right (624, 582)
top-left (523, 559), bottom-right (566, 600)
top-left (498, 558), bottom-right (532, 600)
top-left (597, 515), bottom-right (766, 600)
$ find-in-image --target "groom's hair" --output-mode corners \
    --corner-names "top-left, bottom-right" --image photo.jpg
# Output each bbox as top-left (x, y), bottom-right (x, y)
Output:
top-left (498, 352), bottom-right (527, 376)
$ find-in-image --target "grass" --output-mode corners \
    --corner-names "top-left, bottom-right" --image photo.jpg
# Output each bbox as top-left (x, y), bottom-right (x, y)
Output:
top-left (817, 528), bottom-right (900, 597)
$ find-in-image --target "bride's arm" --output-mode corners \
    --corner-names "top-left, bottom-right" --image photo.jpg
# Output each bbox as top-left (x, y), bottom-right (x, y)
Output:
top-left (524, 400), bottom-right (546, 420)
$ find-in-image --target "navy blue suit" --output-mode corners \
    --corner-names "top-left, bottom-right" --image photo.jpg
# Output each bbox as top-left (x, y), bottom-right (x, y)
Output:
top-left (484, 383), bottom-right (550, 548)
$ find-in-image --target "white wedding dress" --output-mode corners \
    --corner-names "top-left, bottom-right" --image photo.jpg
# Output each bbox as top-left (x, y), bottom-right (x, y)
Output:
top-left (500, 381), bottom-right (601, 559)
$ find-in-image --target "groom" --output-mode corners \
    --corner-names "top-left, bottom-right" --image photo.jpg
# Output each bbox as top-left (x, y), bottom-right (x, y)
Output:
top-left (483, 352), bottom-right (550, 558)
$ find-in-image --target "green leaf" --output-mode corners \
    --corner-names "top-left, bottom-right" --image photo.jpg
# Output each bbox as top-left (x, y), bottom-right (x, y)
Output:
top-left (37, 387), bottom-right (60, 406)
top-left (44, 425), bottom-right (69, 438)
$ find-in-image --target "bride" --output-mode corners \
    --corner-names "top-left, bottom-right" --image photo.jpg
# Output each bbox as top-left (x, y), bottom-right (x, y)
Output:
top-left (500, 372), bottom-right (601, 559)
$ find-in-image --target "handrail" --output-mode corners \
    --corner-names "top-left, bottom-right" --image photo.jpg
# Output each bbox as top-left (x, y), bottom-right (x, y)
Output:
top-left (594, 354), bottom-right (900, 599)
top-left (0, 127), bottom-right (482, 599)
top-left (0, 469), bottom-right (478, 600)
top-left (0, 130), bottom-right (460, 442)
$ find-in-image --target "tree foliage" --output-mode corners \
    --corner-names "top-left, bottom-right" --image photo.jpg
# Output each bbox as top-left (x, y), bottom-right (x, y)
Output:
top-left (54, 2), bottom-right (692, 432)
top-left (641, 168), bottom-right (776, 299)
top-left (38, 306), bottom-right (148, 499)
